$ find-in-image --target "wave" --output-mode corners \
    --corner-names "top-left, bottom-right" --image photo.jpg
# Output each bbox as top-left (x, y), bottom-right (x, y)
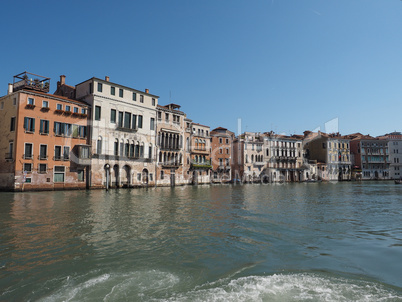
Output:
top-left (38, 271), bottom-right (402, 302)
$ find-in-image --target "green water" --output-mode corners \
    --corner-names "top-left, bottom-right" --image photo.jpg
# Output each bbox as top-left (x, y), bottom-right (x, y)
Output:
top-left (1, 182), bottom-right (402, 301)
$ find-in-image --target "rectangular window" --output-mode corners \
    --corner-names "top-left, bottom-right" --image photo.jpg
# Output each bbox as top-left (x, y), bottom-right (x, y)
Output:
top-left (38, 164), bottom-right (47, 174)
top-left (54, 146), bottom-right (62, 160)
top-left (132, 115), bottom-right (137, 129)
top-left (54, 122), bottom-right (63, 136)
top-left (24, 163), bottom-right (32, 173)
top-left (137, 173), bottom-right (141, 181)
top-left (24, 143), bottom-right (33, 159)
top-left (119, 88), bottom-right (123, 98)
top-left (13, 98), bottom-right (16, 106)
top-left (97, 83), bottom-right (103, 92)
top-left (7, 142), bottom-right (13, 159)
top-left (152, 98), bottom-right (156, 106)
top-left (54, 166), bottom-right (65, 183)
top-left (10, 117), bottom-right (16, 131)
top-left (165, 113), bottom-right (169, 122)
top-left (39, 144), bottom-right (47, 160)
top-left (81, 108), bottom-right (86, 114)
top-left (28, 98), bottom-right (34, 105)
top-left (114, 141), bottom-right (119, 156)
top-left (89, 83), bottom-right (93, 94)
top-left (72, 125), bottom-right (79, 138)
top-left (80, 146), bottom-right (90, 158)
top-left (23, 117), bottom-right (35, 132)
top-left (111, 86), bottom-right (115, 95)
top-left (132, 92), bottom-right (137, 101)
top-left (65, 105), bottom-right (71, 112)
top-left (40, 119), bottom-right (49, 134)
top-left (149, 145), bottom-right (152, 158)
top-left (97, 139), bottom-right (102, 154)
top-left (78, 170), bottom-right (84, 182)
top-left (95, 106), bottom-right (101, 121)
top-left (219, 138), bottom-right (223, 144)
top-left (150, 118), bottom-right (155, 130)
top-left (65, 123), bottom-right (72, 136)
top-left (124, 112), bottom-right (131, 128)
top-left (110, 109), bottom-right (116, 123)
top-left (42, 100), bottom-right (49, 108)
top-left (157, 112), bottom-right (162, 121)
top-left (149, 173), bottom-right (153, 181)
top-left (74, 107), bottom-right (79, 113)
top-left (118, 111), bottom-right (123, 127)
top-left (138, 115), bottom-right (143, 128)
top-left (120, 142), bottom-right (124, 157)
top-left (160, 171), bottom-right (164, 179)
top-left (63, 146), bottom-right (70, 160)
top-left (140, 95), bottom-right (144, 103)
top-left (57, 103), bottom-right (63, 110)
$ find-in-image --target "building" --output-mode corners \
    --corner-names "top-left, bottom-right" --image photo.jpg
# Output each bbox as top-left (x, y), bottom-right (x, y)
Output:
top-left (232, 132), bottom-right (265, 183)
top-left (190, 123), bottom-right (212, 184)
top-left (304, 131), bottom-right (351, 181)
top-left (383, 132), bottom-right (402, 180)
top-left (75, 76), bottom-right (158, 188)
top-left (263, 132), bottom-right (304, 182)
top-left (348, 133), bottom-right (390, 180)
top-left (156, 103), bottom-right (188, 186)
top-left (0, 72), bottom-right (90, 191)
top-left (210, 127), bottom-right (235, 183)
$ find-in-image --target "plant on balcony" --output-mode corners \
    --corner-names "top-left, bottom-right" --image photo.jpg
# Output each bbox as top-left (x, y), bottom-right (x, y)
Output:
top-left (25, 104), bottom-right (36, 109)
top-left (54, 109), bottom-right (64, 114)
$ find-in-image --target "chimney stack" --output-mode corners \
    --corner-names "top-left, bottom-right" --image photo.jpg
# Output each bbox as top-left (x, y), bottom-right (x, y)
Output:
top-left (7, 83), bottom-right (13, 95)
top-left (105, 76), bottom-right (110, 82)
top-left (60, 75), bottom-right (66, 85)
top-left (145, 88), bottom-right (149, 94)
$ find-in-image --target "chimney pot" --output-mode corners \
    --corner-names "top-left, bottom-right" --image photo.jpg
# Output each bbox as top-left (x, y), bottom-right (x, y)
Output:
top-left (145, 88), bottom-right (149, 94)
top-left (7, 83), bottom-right (13, 95)
top-left (60, 75), bottom-right (66, 85)
top-left (105, 76), bottom-right (110, 82)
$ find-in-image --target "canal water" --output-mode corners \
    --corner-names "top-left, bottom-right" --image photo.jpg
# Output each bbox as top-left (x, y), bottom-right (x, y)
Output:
top-left (1, 182), bottom-right (402, 301)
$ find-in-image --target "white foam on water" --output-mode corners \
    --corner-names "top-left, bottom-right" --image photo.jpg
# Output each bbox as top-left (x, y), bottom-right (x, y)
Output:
top-left (38, 270), bottom-right (180, 302)
top-left (163, 273), bottom-right (402, 302)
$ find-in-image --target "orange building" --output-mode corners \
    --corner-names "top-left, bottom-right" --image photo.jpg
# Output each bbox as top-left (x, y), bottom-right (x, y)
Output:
top-left (210, 127), bottom-right (235, 183)
top-left (0, 72), bottom-right (90, 191)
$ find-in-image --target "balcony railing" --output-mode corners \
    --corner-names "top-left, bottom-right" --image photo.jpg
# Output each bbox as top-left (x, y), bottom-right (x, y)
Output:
top-left (191, 160), bottom-right (212, 169)
top-left (13, 72), bottom-right (50, 93)
top-left (116, 125), bottom-right (137, 133)
top-left (23, 154), bottom-right (33, 160)
top-left (38, 155), bottom-right (48, 160)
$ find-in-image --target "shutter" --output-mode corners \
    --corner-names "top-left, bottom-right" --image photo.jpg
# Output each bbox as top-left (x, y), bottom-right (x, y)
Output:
top-left (32, 118), bottom-right (35, 132)
top-left (40, 120), bottom-right (43, 133)
top-left (24, 117), bottom-right (27, 129)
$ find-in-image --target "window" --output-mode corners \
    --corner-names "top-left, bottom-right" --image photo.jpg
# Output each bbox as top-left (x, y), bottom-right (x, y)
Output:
top-left (24, 144), bottom-right (32, 159)
top-left (42, 100), bottom-right (49, 108)
top-left (97, 138), bottom-right (102, 154)
top-left (79, 146), bottom-right (90, 158)
top-left (72, 125), bottom-right (79, 138)
top-left (28, 98), bottom-right (34, 105)
top-left (140, 95), bottom-right (144, 103)
top-left (97, 83), bottom-right (103, 92)
top-left (65, 105), bottom-right (71, 112)
top-left (95, 106), bottom-right (101, 121)
top-left (132, 115), bottom-right (137, 129)
top-left (39, 164), bottom-right (47, 174)
top-left (137, 173), bottom-right (141, 181)
top-left (219, 138), bottom-right (223, 144)
top-left (54, 146), bottom-right (62, 160)
top-left (160, 170), bottom-right (164, 179)
top-left (40, 120), bottom-right (49, 134)
top-left (24, 163), bottom-right (32, 173)
top-left (150, 118), bottom-right (155, 130)
top-left (226, 148), bottom-right (229, 154)
top-left (13, 98), bottom-right (16, 106)
top-left (39, 144), bottom-right (47, 160)
top-left (54, 122), bottom-right (63, 136)
top-left (89, 83), bottom-right (93, 94)
top-left (226, 138), bottom-right (229, 144)
top-left (79, 126), bottom-right (87, 138)
top-left (149, 173), bottom-right (153, 181)
top-left (74, 107), bottom-right (79, 113)
top-left (7, 142), bottom-right (13, 159)
top-left (132, 92), bottom-right (137, 101)
top-left (57, 104), bottom-right (63, 110)
top-left (148, 145), bottom-right (152, 158)
top-left (119, 88), bottom-right (123, 98)
top-left (10, 117), bottom-right (15, 131)
top-left (152, 98), bottom-right (155, 106)
top-left (110, 109), bottom-right (116, 123)
top-left (138, 115), bottom-right (143, 128)
top-left (63, 147), bottom-right (70, 160)
top-left (78, 170), bottom-right (84, 182)
top-left (157, 112), bottom-right (162, 121)
top-left (124, 112), bottom-right (131, 128)
top-left (118, 111), bottom-right (124, 127)
top-left (219, 148), bottom-right (223, 154)
top-left (54, 166), bottom-right (65, 183)
top-left (24, 117), bottom-right (35, 132)
top-left (114, 140), bottom-right (119, 156)
top-left (81, 108), bottom-right (86, 114)
top-left (165, 113), bottom-right (169, 122)
top-left (322, 143), bottom-right (326, 149)
top-left (111, 86), bottom-right (115, 95)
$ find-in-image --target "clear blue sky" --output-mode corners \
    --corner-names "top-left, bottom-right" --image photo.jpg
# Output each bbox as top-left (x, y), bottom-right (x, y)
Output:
top-left (1, 0), bottom-right (401, 136)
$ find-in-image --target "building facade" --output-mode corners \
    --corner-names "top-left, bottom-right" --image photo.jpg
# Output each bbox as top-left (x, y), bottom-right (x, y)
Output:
top-left (190, 123), bottom-right (212, 184)
top-left (0, 72), bottom-right (90, 191)
top-left (384, 132), bottom-right (402, 180)
top-left (75, 76), bottom-right (158, 188)
top-left (210, 127), bottom-right (234, 183)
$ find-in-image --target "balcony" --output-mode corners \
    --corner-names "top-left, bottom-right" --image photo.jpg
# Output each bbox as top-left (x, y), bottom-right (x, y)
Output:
top-left (191, 160), bottom-right (212, 169)
top-left (13, 72), bottom-right (50, 93)
top-left (253, 161), bottom-right (265, 166)
top-left (161, 163), bottom-right (181, 168)
top-left (218, 165), bottom-right (231, 171)
top-left (116, 125), bottom-right (137, 133)
top-left (38, 155), bottom-right (48, 160)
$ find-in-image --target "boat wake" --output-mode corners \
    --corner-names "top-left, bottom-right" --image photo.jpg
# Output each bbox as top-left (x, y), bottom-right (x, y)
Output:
top-left (38, 271), bottom-right (402, 302)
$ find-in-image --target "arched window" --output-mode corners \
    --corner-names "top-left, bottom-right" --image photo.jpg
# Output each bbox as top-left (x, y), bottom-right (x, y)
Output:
top-left (148, 143), bottom-right (152, 159)
top-left (97, 136), bottom-right (102, 154)
top-left (251, 154), bottom-right (254, 162)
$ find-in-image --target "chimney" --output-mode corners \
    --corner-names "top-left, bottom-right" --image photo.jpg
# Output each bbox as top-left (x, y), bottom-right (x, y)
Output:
top-left (7, 83), bottom-right (13, 95)
top-left (60, 75), bottom-right (66, 86)
top-left (105, 76), bottom-right (110, 82)
top-left (145, 88), bottom-right (149, 94)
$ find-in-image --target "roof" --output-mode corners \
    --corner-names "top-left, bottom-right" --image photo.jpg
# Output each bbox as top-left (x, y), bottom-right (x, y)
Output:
top-left (192, 122), bottom-right (210, 128)
top-left (16, 89), bottom-right (89, 107)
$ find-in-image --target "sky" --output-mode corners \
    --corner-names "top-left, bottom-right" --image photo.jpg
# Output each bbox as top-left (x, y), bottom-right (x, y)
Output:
top-left (1, 0), bottom-right (402, 137)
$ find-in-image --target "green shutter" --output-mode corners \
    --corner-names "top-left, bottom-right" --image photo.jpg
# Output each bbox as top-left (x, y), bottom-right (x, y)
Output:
top-left (24, 117), bottom-right (28, 129)
top-left (40, 120), bottom-right (43, 133)
top-left (32, 119), bottom-right (35, 132)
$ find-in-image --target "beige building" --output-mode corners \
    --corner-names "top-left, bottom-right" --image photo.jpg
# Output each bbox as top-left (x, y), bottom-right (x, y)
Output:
top-left (74, 76), bottom-right (158, 188)
top-left (190, 123), bottom-right (212, 184)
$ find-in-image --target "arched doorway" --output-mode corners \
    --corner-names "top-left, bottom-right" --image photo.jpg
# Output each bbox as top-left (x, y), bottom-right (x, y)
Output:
top-left (113, 164), bottom-right (119, 187)
top-left (122, 165), bottom-right (131, 187)
top-left (104, 164), bottom-right (111, 189)
top-left (142, 169), bottom-right (149, 185)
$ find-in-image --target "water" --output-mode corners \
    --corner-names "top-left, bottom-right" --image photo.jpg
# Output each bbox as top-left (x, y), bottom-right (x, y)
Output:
top-left (0, 182), bottom-right (402, 301)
